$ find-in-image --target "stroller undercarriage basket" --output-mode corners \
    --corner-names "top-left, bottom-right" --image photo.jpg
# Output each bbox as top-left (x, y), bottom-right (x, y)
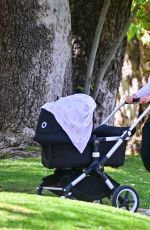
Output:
top-left (39, 169), bottom-right (119, 202)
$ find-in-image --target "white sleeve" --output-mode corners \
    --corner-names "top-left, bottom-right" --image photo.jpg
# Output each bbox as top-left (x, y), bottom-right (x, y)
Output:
top-left (135, 76), bottom-right (150, 98)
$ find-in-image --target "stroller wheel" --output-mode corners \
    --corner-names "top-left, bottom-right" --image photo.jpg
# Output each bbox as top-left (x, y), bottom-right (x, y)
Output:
top-left (112, 185), bottom-right (139, 212)
top-left (37, 186), bottom-right (43, 195)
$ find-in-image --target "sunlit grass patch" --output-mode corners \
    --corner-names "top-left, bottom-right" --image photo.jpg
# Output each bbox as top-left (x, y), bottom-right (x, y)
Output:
top-left (106, 155), bottom-right (150, 207)
top-left (0, 192), bottom-right (150, 230)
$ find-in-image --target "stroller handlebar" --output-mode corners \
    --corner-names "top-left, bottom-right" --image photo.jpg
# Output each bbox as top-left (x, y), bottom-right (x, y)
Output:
top-left (125, 98), bottom-right (150, 104)
top-left (125, 98), bottom-right (140, 104)
top-left (101, 99), bottom-right (150, 126)
top-left (132, 98), bottom-right (140, 103)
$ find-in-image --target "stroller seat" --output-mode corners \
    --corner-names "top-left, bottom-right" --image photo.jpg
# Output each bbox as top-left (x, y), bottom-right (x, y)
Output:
top-left (34, 109), bottom-right (130, 169)
top-left (93, 124), bottom-right (136, 137)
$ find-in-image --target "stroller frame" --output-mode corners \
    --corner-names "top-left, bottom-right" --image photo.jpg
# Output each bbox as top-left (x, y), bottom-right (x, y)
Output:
top-left (37, 99), bottom-right (150, 212)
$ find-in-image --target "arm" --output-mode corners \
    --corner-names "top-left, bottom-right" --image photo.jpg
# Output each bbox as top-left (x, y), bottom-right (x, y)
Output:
top-left (135, 76), bottom-right (150, 98)
top-left (126, 75), bottom-right (150, 104)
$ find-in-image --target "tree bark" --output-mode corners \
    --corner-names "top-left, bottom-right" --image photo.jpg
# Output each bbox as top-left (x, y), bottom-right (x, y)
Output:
top-left (93, 4), bottom-right (138, 101)
top-left (70, 0), bottom-right (132, 124)
top-left (0, 0), bottom-right (72, 147)
top-left (84, 0), bottom-right (111, 95)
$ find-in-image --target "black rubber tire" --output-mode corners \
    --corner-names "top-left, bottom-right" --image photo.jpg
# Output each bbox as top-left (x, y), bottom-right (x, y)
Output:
top-left (112, 185), bottom-right (139, 212)
top-left (36, 186), bottom-right (43, 195)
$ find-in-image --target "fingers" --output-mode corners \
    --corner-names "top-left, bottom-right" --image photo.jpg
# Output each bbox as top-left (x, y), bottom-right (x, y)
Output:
top-left (140, 98), bottom-right (149, 104)
top-left (140, 96), bottom-right (150, 104)
top-left (126, 95), bottom-right (150, 104)
top-left (139, 97), bottom-right (145, 104)
top-left (126, 97), bottom-right (131, 103)
top-left (126, 95), bottom-right (137, 104)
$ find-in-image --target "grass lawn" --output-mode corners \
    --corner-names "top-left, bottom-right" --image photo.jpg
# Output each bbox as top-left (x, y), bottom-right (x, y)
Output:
top-left (0, 155), bottom-right (150, 229)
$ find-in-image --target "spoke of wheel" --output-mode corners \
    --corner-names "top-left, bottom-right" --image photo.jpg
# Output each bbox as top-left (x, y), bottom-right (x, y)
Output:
top-left (120, 192), bottom-right (128, 207)
top-left (128, 199), bottom-right (134, 204)
top-left (125, 191), bottom-right (129, 200)
top-left (124, 192), bottom-right (135, 210)
top-left (119, 192), bottom-right (131, 208)
top-left (126, 203), bottom-right (130, 211)
top-left (118, 196), bottom-right (124, 207)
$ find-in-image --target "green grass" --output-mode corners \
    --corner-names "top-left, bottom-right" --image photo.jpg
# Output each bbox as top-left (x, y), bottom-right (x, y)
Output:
top-left (0, 156), bottom-right (150, 229)
top-left (25, 145), bottom-right (40, 152)
top-left (106, 155), bottom-right (150, 208)
top-left (1, 192), bottom-right (150, 230)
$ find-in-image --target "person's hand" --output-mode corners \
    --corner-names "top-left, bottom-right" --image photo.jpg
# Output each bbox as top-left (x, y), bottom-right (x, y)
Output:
top-left (140, 95), bottom-right (150, 104)
top-left (126, 94), bottom-right (137, 104)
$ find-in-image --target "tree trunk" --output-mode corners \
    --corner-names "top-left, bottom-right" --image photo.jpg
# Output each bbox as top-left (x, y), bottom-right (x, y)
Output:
top-left (0, 0), bottom-right (72, 147)
top-left (70, 0), bottom-right (132, 124)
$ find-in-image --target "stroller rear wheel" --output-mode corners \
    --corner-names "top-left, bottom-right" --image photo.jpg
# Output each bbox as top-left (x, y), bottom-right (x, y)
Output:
top-left (112, 185), bottom-right (139, 212)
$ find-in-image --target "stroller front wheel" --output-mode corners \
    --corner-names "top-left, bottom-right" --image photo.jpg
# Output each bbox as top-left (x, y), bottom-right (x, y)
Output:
top-left (37, 186), bottom-right (43, 195)
top-left (112, 185), bottom-right (139, 212)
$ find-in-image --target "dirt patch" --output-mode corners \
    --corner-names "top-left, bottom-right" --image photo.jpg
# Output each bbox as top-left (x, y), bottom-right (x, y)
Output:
top-left (138, 208), bottom-right (147, 215)
top-left (138, 208), bottom-right (150, 216)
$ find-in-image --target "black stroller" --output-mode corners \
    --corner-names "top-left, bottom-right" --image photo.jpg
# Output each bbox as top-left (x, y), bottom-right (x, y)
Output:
top-left (34, 98), bottom-right (150, 212)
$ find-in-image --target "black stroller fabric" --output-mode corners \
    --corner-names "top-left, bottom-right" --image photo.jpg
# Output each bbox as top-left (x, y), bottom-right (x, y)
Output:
top-left (34, 109), bottom-right (127, 168)
top-left (140, 116), bottom-right (150, 172)
top-left (34, 109), bottom-right (72, 144)
top-left (93, 124), bottom-right (136, 137)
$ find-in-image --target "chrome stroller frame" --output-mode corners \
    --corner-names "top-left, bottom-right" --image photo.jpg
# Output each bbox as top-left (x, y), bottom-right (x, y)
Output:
top-left (36, 99), bottom-right (150, 212)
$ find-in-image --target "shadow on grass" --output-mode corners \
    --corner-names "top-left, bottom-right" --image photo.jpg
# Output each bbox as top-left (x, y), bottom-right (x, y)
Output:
top-left (0, 158), bottom-right (51, 194)
top-left (0, 156), bottom-right (129, 195)
top-left (1, 156), bottom-right (150, 208)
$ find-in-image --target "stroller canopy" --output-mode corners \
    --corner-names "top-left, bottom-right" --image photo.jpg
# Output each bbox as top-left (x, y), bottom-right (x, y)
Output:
top-left (41, 94), bottom-right (96, 153)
